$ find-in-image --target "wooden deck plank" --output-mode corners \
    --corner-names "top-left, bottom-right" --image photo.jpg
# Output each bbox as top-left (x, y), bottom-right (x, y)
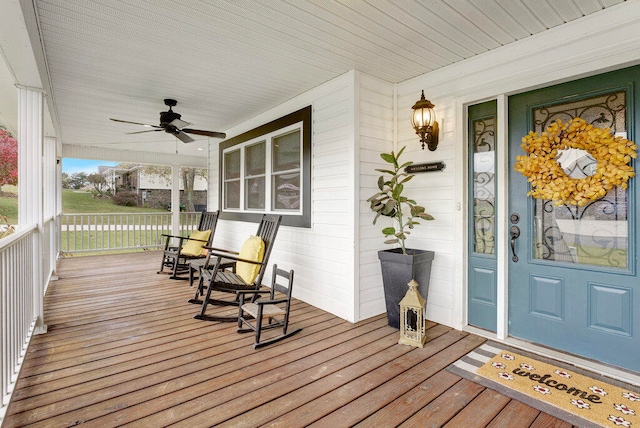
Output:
top-left (486, 400), bottom-right (541, 427)
top-left (398, 378), bottom-right (486, 427)
top-left (119, 320), bottom-right (407, 427)
top-left (1, 251), bottom-right (580, 428)
top-left (213, 329), bottom-right (477, 428)
top-left (442, 388), bottom-right (511, 427)
top-left (352, 370), bottom-right (462, 427)
top-left (530, 412), bottom-right (574, 428)
top-left (309, 333), bottom-right (486, 427)
top-left (6, 309), bottom-right (336, 426)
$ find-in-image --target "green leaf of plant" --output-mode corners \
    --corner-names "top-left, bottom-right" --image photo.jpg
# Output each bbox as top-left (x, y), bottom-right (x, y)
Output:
top-left (382, 227), bottom-right (396, 236)
top-left (380, 153), bottom-right (395, 164)
top-left (382, 200), bottom-right (396, 215)
top-left (377, 176), bottom-right (384, 191)
top-left (391, 183), bottom-right (403, 199)
top-left (399, 175), bottom-right (414, 184)
top-left (397, 146), bottom-right (406, 158)
top-left (375, 168), bottom-right (396, 175)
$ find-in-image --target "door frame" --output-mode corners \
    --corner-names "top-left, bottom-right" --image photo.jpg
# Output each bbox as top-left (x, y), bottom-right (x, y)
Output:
top-left (457, 91), bottom-right (640, 385)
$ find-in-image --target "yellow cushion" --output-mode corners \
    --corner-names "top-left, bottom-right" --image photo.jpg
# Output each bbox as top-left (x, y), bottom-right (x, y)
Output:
top-left (181, 229), bottom-right (211, 256)
top-left (236, 235), bottom-right (265, 283)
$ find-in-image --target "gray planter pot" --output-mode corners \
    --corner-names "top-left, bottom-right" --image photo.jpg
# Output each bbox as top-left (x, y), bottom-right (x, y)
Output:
top-left (378, 248), bottom-right (434, 329)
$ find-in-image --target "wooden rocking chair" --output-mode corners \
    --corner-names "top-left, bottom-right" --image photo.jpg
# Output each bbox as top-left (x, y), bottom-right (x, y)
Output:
top-left (158, 210), bottom-right (219, 279)
top-left (190, 214), bottom-right (281, 322)
top-left (237, 264), bottom-right (301, 348)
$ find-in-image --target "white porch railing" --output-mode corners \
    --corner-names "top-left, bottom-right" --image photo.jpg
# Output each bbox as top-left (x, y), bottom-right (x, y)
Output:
top-left (0, 226), bottom-right (38, 420)
top-left (60, 212), bottom-right (202, 254)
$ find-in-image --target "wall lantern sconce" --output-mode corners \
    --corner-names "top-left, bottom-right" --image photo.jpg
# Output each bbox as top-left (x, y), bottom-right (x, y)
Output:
top-left (398, 279), bottom-right (427, 348)
top-left (411, 90), bottom-right (439, 151)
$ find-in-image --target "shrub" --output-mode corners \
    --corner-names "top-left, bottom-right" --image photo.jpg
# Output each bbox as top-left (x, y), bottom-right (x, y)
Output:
top-left (112, 191), bottom-right (138, 207)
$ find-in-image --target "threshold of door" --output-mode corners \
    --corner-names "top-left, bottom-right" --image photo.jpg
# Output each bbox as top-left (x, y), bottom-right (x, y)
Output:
top-left (463, 325), bottom-right (640, 387)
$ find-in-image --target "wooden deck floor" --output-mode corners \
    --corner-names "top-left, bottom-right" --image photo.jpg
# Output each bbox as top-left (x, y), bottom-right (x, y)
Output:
top-left (3, 251), bottom-right (574, 427)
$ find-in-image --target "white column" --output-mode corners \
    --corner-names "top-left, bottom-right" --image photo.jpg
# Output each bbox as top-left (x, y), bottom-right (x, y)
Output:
top-left (17, 85), bottom-right (47, 334)
top-left (171, 164), bottom-right (181, 237)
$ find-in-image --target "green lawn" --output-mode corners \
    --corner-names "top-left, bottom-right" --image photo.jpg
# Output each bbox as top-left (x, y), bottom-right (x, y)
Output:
top-left (0, 185), bottom-right (18, 225)
top-left (62, 189), bottom-right (167, 214)
top-left (0, 188), bottom-right (168, 225)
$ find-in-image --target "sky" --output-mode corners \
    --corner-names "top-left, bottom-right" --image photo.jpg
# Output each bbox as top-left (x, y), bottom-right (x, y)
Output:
top-left (62, 158), bottom-right (118, 175)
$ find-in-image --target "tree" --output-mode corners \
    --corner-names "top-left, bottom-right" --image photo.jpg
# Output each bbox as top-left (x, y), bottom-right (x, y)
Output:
top-left (69, 172), bottom-right (88, 190)
top-left (61, 172), bottom-right (72, 189)
top-left (87, 173), bottom-right (108, 196)
top-left (0, 128), bottom-right (18, 192)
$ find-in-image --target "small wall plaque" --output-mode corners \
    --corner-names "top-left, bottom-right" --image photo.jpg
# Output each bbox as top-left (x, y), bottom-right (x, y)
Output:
top-left (404, 161), bottom-right (446, 174)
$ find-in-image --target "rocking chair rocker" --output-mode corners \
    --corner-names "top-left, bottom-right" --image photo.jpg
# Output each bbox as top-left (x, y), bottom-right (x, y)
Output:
top-left (237, 264), bottom-right (301, 348)
top-left (190, 214), bottom-right (282, 322)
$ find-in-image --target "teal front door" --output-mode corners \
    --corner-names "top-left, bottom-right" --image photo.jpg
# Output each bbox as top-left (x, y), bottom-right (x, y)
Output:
top-left (508, 65), bottom-right (640, 372)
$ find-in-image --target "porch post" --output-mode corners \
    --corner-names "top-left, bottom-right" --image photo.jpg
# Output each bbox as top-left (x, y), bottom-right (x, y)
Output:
top-left (171, 164), bottom-right (180, 237)
top-left (17, 85), bottom-right (47, 334)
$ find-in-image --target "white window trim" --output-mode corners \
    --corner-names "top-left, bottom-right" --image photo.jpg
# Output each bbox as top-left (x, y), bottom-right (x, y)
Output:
top-left (222, 122), bottom-right (303, 215)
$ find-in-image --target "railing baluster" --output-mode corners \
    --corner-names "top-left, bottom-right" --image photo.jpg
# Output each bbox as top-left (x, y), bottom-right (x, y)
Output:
top-left (0, 227), bottom-right (39, 415)
top-left (57, 212), bottom-right (201, 254)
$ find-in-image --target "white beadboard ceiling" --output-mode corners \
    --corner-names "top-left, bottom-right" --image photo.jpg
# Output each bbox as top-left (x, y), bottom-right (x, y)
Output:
top-left (17, 0), bottom-right (627, 157)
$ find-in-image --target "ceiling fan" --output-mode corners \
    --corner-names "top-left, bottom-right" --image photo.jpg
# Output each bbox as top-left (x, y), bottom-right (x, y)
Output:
top-left (110, 99), bottom-right (226, 143)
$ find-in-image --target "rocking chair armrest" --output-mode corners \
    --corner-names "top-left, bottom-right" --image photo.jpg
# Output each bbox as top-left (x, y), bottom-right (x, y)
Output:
top-left (254, 298), bottom-right (287, 306)
top-left (203, 246), bottom-right (240, 255)
top-left (204, 249), bottom-right (265, 266)
top-left (161, 233), bottom-right (186, 239)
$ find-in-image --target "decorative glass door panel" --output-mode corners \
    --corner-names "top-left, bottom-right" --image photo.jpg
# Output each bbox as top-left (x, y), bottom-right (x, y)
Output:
top-left (531, 91), bottom-right (629, 269)
top-left (473, 116), bottom-right (496, 255)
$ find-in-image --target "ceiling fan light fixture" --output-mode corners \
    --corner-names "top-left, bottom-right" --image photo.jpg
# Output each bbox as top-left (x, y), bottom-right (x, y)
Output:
top-left (110, 98), bottom-right (225, 143)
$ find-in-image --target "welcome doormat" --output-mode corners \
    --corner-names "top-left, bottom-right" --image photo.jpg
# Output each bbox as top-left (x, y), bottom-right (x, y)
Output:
top-left (448, 342), bottom-right (640, 428)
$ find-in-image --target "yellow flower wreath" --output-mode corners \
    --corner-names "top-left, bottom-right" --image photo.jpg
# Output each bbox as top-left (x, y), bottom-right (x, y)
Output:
top-left (514, 117), bottom-right (637, 206)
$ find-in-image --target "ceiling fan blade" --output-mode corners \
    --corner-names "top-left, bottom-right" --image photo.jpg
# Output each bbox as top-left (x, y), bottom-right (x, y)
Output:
top-left (169, 118), bottom-right (190, 129)
top-left (110, 118), bottom-right (160, 128)
top-left (126, 129), bottom-right (164, 135)
top-left (175, 130), bottom-right (195, 143)
top-left (182, 128), bottom-right (226, 139)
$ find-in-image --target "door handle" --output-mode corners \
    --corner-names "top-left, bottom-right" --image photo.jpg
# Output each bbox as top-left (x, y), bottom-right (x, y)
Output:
top-left (510, 225), bottom-right (520, 262)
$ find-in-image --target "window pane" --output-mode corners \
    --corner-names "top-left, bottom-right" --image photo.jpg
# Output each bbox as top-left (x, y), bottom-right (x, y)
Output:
top-left (224, 150), bottom-right (240, 180)
top-left (273, 172), bottom-right (300, 210)
top-left (245, 177), bottom-right (265, 210)
top-left (224, 180), bottom-right (240, 209)
top-left (273, 130), bottom-right (300, 172)
top-left (245, 141), bottom-right (265, 176)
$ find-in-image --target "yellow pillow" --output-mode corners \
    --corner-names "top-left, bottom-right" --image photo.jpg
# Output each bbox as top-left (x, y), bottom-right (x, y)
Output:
top-left (236, 235), bottom-right (265, 283)
top-left (181, 229), bottom-right (211, 256)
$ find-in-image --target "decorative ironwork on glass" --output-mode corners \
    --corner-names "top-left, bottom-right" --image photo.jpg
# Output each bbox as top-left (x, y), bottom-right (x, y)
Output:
top-left (533, 91), bottom-right (626, 133)
top-left (532, 91), bottom-right (629, 269)
top-left (472, 117), bottom-right (496, 255)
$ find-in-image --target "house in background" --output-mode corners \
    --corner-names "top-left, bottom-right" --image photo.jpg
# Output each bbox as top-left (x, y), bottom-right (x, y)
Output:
top-left (2, 0), bottom-right (640, 407)
top-left (98, 164), bottom-right (207, 210)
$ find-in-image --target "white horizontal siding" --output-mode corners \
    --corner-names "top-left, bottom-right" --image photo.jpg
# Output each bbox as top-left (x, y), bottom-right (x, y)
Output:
top-left (208, 71), bottom-right (356, 321)
top-left (356, 73), bottom-right (394, 321)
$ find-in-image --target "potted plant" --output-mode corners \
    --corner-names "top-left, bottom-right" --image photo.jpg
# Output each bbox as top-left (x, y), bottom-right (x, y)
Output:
top-left (367, 146), bottom-right (435, 329)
